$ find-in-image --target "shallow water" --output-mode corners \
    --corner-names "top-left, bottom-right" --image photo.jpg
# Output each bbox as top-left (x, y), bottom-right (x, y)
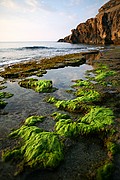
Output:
top-left (0, 64), bottom-right (93, 136)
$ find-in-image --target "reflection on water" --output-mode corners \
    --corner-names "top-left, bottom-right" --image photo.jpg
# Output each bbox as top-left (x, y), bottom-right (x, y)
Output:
top-left (0, 64), bottom-right (93, 137)
top-left (40, 64), bottom-right (93, 89)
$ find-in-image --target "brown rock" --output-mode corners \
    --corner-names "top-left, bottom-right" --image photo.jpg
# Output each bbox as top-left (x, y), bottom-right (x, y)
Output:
top-left (58, 0), bottom-right (120, 45)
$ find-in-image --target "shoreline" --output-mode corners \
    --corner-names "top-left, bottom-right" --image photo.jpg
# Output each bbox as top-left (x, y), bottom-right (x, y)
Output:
top-left (0, 47), bottom-right (120, 179)
top-left (0, 50), bottom-right (100, 79)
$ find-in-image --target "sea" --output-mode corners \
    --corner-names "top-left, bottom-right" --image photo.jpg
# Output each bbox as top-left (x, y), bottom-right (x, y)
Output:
top-left (0, 41), bottom-right (104, 67)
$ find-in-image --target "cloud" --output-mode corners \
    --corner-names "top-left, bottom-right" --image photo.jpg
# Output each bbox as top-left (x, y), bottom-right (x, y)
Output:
top-left (0, 0), bottom-right (54, 13)
top-left (69, 0), bottom-right (82, 6)
top-left (25, 0), bottom-right (38, 12)
top-left (0, 0), bottom-right (19, 9)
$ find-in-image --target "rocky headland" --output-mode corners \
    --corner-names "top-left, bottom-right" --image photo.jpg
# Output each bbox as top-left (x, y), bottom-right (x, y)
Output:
top-left (58, 0), bottom-right (120, 45)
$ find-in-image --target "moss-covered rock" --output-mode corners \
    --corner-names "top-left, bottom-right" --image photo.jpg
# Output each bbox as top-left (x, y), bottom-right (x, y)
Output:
top-left (19, 79), bottom-right (55, 93)
top-left (3, 125), bottom-right (64, 170)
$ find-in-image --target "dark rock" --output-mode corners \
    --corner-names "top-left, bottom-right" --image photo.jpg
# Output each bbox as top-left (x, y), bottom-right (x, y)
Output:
top-left (58, 0), bottom-right (120, 45)
top-left (57, 39), bottom-right (66, 42)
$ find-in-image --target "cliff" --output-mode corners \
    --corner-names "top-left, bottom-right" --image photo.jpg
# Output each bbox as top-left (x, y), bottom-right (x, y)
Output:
top-left (58, 0), bottom-right (120, 45)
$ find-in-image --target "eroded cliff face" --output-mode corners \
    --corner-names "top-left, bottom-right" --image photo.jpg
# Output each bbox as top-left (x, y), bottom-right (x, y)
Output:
top-left (58, 0), bottom-right (120, 45)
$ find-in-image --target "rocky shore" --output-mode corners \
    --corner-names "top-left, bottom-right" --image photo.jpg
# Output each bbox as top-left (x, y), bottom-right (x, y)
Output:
top-left (58, 0), bottom-right (120, 45)
top-left (0, 47), bottom-right (120, 179)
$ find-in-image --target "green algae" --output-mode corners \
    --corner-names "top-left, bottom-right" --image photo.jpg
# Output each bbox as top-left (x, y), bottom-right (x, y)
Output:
top-left (95, 71), bottom-right (116, 82)
top-left (36, 69), bottom-right (47, 77)
top-left (72, 79), bottom-right (92, 88)
top-left (80, 107), bottom-right (114, 124)
top-left (0, 100), bottom-right (7, 108)
top-left (78, 107), bottom-right (114, 133)
top-left (47, 89), bottom-right (100, 112)
top-left (0, 92), bottom-right (13, 98)
top-left (96, 162), bottom-right (114, 180)
top-left (0, 85), bottom-right (7, 90)
top-left (25, 116), bottom-right (45, 126)
top-left (75, 89), bottom-right (100, 101)
top-left (2, 149), bottom-right (22, 162)
top-left (34, 80), bottom-right (53, 93)
top-left (3, 125), bottom-right (64, 170)
top-left (55, 99), bottom-right (88, 112)
top-left (19, 79), bottom-right (55, 93)
top-left (9, 125), bottom-right (43, 139)
top-left (106, 141), bottom-right (118, 156)
top-left (55, 119), bottom-right (79, 137)
top-left (51, 112), bottom-right (70, 122)
top-left (53, 107), bottom-right (114, 137)
top-left (0, 91), bottom-right (13, 109)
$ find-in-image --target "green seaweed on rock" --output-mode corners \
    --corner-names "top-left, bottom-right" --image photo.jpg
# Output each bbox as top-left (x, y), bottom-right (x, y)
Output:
top-left (72, 79), bottom-right (92, 88)
top-left (47, 89), bottom-right (100, 112)
top-left (19, 79), bottom-right (55, 93)
top-left (51, 112), bottom-right (70, 122)
top-left (95, 71), bottom-right (116, 82)
top-left (55, 119), bottom-right (79, 137)
top-left (77, 106), bottom-right (114, 134)
top-left (0, 85), bottom-right (7, 90)
top-left (75, 89), bottom-right (100, 101)
top-left (25, 116), bottom-right (45, 126)
top-left (53, 107), bottom-right (115, 137)
top-left (36, 69), bottom-right (47, 77)
top-left (55, 99), bottom-right (88, 112)
top-left (80, 107), bottom-right (114, 125)
top-left (106, 141), bottom-right (118, 156)
top-left (3, 125), bottom-right (64, 170)
top-left (0, 100), bottom-right (7, 108)
top-left (0, 92), bottom-right (13, 98)
top-left (0, 91), bottom-right (13, 109)
top-left (2, 149), bottom-right (22, 162)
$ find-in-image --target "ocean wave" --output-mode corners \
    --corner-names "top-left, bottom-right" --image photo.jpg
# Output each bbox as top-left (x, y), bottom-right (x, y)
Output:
top-left (19, 46), bottom-right (55, 50)
top-left (0, 46), bottom-right (55, 52)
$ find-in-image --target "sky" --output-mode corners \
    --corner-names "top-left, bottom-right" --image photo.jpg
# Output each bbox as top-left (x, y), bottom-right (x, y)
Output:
top-left (0, 0), bottom-right (109, 41)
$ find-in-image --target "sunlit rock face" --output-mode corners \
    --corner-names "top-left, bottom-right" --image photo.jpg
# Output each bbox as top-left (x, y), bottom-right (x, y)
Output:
top-left (58, 0), bottom-right (120, 45)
